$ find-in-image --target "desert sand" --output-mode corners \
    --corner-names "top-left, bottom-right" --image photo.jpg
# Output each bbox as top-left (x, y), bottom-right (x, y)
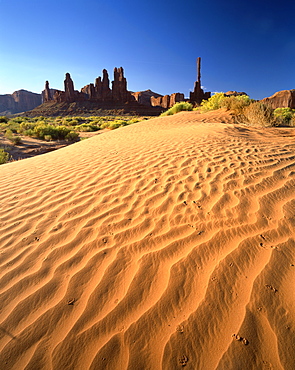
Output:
top-left (0, 110), bottom-right (295, 369)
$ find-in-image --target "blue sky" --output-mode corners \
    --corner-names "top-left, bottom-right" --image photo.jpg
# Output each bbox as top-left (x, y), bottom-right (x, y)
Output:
top-left (1, 0), bottom-right (295, 99)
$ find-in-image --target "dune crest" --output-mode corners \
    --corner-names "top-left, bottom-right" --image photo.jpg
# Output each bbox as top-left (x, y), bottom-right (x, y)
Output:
top-left (1, 111), bottom-right (295, 369)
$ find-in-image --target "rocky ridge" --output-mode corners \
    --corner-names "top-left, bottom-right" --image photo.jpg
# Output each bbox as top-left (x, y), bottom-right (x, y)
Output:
top-left (0, 90), bottom-right (42, 115)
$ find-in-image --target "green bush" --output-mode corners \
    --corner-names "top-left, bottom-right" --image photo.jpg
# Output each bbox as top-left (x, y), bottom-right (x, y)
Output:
top-left (65, 131), bottom-right (79, 141)
top-left (33, 124), bottom-right (71, 140)
top-left (0, 116), bottom-right (8, 123)
top-left (6, 121), bottom-right (20, 133)
top-left (273, 108), bottom-right (295, 126)
top-left (4, 129), bottom-right (21, 144)
top-left (75, 124), bottom-right (99, 132)
top-left (161, 101), bottom-right (193, 116)
top-left (196, 93), bottom-right (226, 112)
top-left (0, 148), bottom-right (9, 164)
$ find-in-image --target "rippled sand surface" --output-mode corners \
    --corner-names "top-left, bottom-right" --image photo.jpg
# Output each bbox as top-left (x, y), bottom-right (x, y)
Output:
top-left (1, 111), bottom-right (295, 369)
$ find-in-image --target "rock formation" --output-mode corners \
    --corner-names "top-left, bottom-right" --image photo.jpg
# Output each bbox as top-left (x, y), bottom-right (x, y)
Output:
top-left (170, 93), bottom-right (185, 107)
top-left (64, 73), bottom-right (75, 101)
top-left (261, 90), bottom-right (295, 109)
top-left (131, 90), bottom-right (163, 106)
top-left (0, 90), bottom-right (42, 114)
top-left (44, 67), bottom-right (134, 105)
top-left (112, 67), bottom-right (129, 101)
top-left (81, 84), bottom-right (95, 99)
top-left (101, 69), bottom-right (112, 101)
top-left (43, 81), bottom-right (51, 102)
top-left (190, 57), bottom-right (211, 105)
top-left (151, 93), bottom-right (185, 109)
top-left (225, 91), bottom-right (248, 97)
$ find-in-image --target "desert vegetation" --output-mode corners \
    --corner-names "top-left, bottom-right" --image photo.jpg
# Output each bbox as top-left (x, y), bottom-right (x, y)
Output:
top-left (0, 115), bottom-right (143, 144)
top-left (194, 93), bottom-right (295, 127)
top-left (160, 102), bottom-right (193, 116)
top-left (0, 148), bottom-right (10, 164)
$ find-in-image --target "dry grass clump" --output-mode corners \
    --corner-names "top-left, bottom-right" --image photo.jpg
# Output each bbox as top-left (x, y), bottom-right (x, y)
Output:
top-left (220, 95), bottom-right (251, 114)
top-left (240, 102), bottom-right (277, 127)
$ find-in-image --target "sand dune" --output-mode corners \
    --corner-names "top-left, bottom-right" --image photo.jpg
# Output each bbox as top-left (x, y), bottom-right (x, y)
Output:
top-left (1, 110), bottom-right (295, 369)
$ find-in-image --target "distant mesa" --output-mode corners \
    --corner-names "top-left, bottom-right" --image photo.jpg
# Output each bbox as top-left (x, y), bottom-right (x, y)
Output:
top-left (224, 91), bottom-right (248, 97)
top-left (0, 90), bottom-right (42, 115)
top-left (261, 89), bottom-right (295, 109)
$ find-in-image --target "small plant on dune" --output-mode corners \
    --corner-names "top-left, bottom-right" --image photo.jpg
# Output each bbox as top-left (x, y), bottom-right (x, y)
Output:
top-left (241, 102), bottom-right (277, 127)
top-left (161, 102), bottom-right (193, 116)
top-left (0, 148), bottom-right (9, 164)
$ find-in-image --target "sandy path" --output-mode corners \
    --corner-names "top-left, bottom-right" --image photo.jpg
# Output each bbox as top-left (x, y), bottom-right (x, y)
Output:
top-left (0, 111), bottom-right (295, 369)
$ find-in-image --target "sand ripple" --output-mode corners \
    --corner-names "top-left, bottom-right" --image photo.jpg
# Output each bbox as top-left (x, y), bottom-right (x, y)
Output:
top-left (1, 112), bottom-right (295, 369)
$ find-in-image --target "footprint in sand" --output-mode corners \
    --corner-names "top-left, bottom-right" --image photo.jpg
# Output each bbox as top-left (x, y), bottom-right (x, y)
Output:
top-left (178, 355), bottom-right (188, 366)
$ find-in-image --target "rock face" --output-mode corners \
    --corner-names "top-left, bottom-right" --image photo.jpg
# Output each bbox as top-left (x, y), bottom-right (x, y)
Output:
top-left (261, 90), bottom-right (295, 109)
top-left (131, 90), bottom-right (162, 106)
top-left (151, 93), bottom-right (185, 109)
top-left (0, 90), bottom-right (42, 114)
top-left (190, 57), bottom-right (211, 105)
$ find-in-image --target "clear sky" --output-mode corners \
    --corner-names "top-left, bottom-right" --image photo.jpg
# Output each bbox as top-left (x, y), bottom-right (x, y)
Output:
top-left (1, 0), bottom-right (295, 100)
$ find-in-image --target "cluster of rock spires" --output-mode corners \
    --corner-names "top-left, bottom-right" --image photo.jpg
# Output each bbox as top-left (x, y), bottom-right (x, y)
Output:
top-left (43, 67), bottom-right (189, 110)
top-left (5, 57), bottom-right (295, 116)
top-left (44, 68), bottom-right (135, 104)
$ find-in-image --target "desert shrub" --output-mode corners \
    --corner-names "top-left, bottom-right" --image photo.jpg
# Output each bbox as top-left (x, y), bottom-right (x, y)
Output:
top-left (108, 122), bottom-right (122, 130)
top-left (65, 131), bottom-right (79, 141)
top-left (19, 121), bottom-right (37, 133)
top-left (197, 93), bottom-right (226, 112)
top-left (6, 121), bottom-right (20, 133)
top-left (23, 129), bottom-right (35, 136)
top-left (32, 124), bottom-right (71, 140)
top-left (289, 115), bottom-right (295, 127)
top-left (220, 95), bottom-right (252, 114)
top-left (9, 117), bottom-right (26, 124)
top-left (4, 129), bottom-right (21, 145)
top-left (161, 102), bottom-right (193, 116)
top-left (75, 124), bottom-right (99, 132)
top-left (100, 121), bottom-right (111, 129)
top-left (44, 135), bottom-right (52, 141)
top-left (0, 116), bottom-right (8, 123)
top-left (273, 108), bottom-right (295, 126)
top-left (127, 118), bottom-right (140, 124)
top-left (0, 148), bottom-right (9, 164)
top-left (11, 136), bottom-right (22, 145)
top-left (5, 129), bottom-right (14, 139)
top-left (242, 102), bottom-right (277, 127)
